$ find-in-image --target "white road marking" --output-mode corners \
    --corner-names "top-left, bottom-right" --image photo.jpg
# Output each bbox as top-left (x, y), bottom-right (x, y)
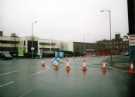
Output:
top-left (31, 70), bottom-right (45, 76)
top-left (0, 71), bottom-right (18, 76)
top-left (0, 81), bottom-right (15, 88)
top-left (18, 89), bottom-right (33, 97)
top-left (112, 68), bottom-right (128, 73)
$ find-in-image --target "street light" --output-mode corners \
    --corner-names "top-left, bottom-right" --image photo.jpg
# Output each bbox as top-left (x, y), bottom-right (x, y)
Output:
top-left (31, 20), bottom-right (38, 58)
top-left (100, 9), bottom-right (112, 65)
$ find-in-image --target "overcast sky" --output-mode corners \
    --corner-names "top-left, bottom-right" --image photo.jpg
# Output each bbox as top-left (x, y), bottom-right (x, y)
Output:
top-left (0, 0), bottom-right (128, 42)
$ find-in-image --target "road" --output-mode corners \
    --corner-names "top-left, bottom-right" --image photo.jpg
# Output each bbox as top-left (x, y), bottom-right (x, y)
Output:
top-left (0, 56), bottom-right (134, 97)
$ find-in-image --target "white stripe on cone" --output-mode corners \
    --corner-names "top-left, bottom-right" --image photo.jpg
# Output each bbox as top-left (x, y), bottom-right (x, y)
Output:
top-left (130, 63), bottom-right (134, 70)
top-left (81, 61), bottom-right (88, 71)
top-left (128, 63), bottom-right (135, 75)
top-left (101, 62), bottom-right (107, 69)
top-left (65, 62), bottom-right (71, 71)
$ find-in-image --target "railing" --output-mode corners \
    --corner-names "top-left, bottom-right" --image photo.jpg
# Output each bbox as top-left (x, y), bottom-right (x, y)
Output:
top-left (0, 43), bottom-right (19, 47)
top-left (0, 36), bottom-right (20, 41)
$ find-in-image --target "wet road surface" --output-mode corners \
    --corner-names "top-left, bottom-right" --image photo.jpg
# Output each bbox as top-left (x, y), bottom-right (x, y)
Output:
top-left (0, 57), bottom-right (134, 97)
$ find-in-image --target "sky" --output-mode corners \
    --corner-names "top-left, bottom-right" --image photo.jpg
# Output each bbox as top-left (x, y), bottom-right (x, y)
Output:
top-left (0, 0), bottom-right (128, 42)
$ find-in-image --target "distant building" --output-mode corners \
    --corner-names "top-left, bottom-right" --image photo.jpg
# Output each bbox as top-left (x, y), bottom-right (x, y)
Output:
top-left (0, 31), bottom-right (3, 36)
top-left (0, 32), bottom-right (129, 58)
top-left (73, 42), bottom-right (96, 56)
top-left (0, 36), bottom-right (20, 57)
top-left (0, 35), bottom-right (61, 57)
top-left (38, 39), bottom-right (59, 57)
top-left (96, 34), bottom-right (129, 55)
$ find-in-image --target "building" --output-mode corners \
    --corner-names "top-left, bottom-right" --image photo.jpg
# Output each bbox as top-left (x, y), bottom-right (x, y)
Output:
top-left (112, 34), bottom-right (129, 54)
top-left (96, 34), bottom-right (129, 55)
top-left (73, 42), bottom-right (96, 56)
top-left (59, 41), bottom-right (74, 56)
top-left (0, 31), bottom-right (3, 36)
top-left (38, 39), bottom-right (59, 57)
top-left (0, 35), bottom-right (20, 57)
top-left (96, 40), bottom-right (111, 56)
top-left (0, 34), bottom-right (62, 57)
top-left (19, 37), bottom-right (61, 57)
top-left (0, 32), bottom-right (128, 58)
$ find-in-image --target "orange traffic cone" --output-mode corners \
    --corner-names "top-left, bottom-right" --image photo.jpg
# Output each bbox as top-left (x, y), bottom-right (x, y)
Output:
top-left (101, 62), bottom-right (107, 75)
top-left (65, 62), bottom-right (71, 72)
top-left (42, 63), bottom-right (46, 68)
top-left (53, 64), bottom-right (59, 71)
top-left (81, 61), bottom-right (88, 72)
top-left (128, 63), bottom-right (135, 75)
top-left (101, 62), bottom-right (107, 69)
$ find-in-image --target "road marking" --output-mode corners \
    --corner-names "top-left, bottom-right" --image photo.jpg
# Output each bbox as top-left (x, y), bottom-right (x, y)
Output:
top-left (0, 81), bottom-right (15, 88)
top-left (108, 67), bottom-right (128, 73)
top-left (112, 68), bottom-right (128, 73)
top-left (18, 89), bottom-right (33, 97)
top-left (0, 71), bottom-right (18, 76)
top-left (32, 70), bottom-right (45, 76)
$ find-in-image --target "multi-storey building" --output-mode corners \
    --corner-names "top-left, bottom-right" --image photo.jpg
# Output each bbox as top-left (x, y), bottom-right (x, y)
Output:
top-left (0, 35), bottom-right (60, 57)
top-left (0, 35), bottom-right (20, 56)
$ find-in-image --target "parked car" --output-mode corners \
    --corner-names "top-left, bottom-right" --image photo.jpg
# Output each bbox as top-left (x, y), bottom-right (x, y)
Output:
top-left (0, 52), bottom-right (13, 60)
top-left (122, 52), bottom-right (129, 56)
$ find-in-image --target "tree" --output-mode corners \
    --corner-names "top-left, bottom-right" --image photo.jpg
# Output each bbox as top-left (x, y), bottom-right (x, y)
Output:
top-left (10, 33), bottom-right (18, 37)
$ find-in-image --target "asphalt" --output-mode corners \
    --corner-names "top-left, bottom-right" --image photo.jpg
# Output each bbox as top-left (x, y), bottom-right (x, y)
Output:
top-left (0, 57), bottom-right (134, 97)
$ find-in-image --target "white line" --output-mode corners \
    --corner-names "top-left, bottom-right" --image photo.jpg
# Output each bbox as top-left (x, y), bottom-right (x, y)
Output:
top-left (0, 71), bottom-right (18, 76)
top-left (0, 81), bottom-right (15, 88)
top-left (112, 68), bottom-right (128, 73)
top-left (31, 70), bottom-right (45, 76)
top-left (18, 89), bottom-right (33, 97)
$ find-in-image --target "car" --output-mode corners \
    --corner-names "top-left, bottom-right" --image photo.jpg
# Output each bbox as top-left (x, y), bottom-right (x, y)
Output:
top-left (0, 52), bottom-right (13, 60)
top-left (122, 52), bottom-right (129, 56)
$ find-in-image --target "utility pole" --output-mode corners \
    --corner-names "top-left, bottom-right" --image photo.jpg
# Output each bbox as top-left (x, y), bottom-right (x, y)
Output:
top-left (100, 10), bottom-right (112, 65)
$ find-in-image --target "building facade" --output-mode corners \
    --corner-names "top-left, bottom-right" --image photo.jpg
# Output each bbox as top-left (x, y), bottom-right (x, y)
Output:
top-left (73, 42), bottom-right (96, 56)
top-left (0, 35), bottom-right (60, 57)
top-left (0, 36), bottom-right (20, 57)
top-left (96, 34), bottom-right (129, 55)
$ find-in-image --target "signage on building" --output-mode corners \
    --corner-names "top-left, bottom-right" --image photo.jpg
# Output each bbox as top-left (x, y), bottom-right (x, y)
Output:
top-left (129, 35), bottom-right (135, 46)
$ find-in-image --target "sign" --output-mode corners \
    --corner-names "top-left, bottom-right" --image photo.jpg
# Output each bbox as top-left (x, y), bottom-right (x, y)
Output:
top-left (55, 52), bottom-right (64, 58)
top-left (59, 52), bottom-right (64, 58)
top-left (129, 35), bottom-right (135, 46)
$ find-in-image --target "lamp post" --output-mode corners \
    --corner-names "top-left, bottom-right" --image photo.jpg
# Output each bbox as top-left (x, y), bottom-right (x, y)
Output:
top-left (31, 20), bottom-right (38, 58)
top-left (100, 10), bottom-right (112, 65)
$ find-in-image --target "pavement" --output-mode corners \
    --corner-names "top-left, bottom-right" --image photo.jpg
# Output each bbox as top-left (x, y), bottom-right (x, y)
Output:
top-left (0, 56), bottom-right (135, 97)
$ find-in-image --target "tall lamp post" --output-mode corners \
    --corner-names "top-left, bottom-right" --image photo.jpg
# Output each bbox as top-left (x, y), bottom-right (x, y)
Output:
top-left (100, 10), bottom-right (112, 65)
top-left (31, 20), bottom-right (38, 58)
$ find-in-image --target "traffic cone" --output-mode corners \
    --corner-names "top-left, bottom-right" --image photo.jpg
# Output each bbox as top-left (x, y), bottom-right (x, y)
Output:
top-left (101, 62), bottom-right (107, 69)
top-left (128, 63), bottom-right (135, 75)
top-left (65, 62), bottom-right (71, 72)
top-left (81, 61), bottom-right (88, 72)
top-left (42, 63), bottom-right (46, 68)
top-left (101, 62), bottom-right (107, 75)
top-left (41, 61), bottom-right (46, 68)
